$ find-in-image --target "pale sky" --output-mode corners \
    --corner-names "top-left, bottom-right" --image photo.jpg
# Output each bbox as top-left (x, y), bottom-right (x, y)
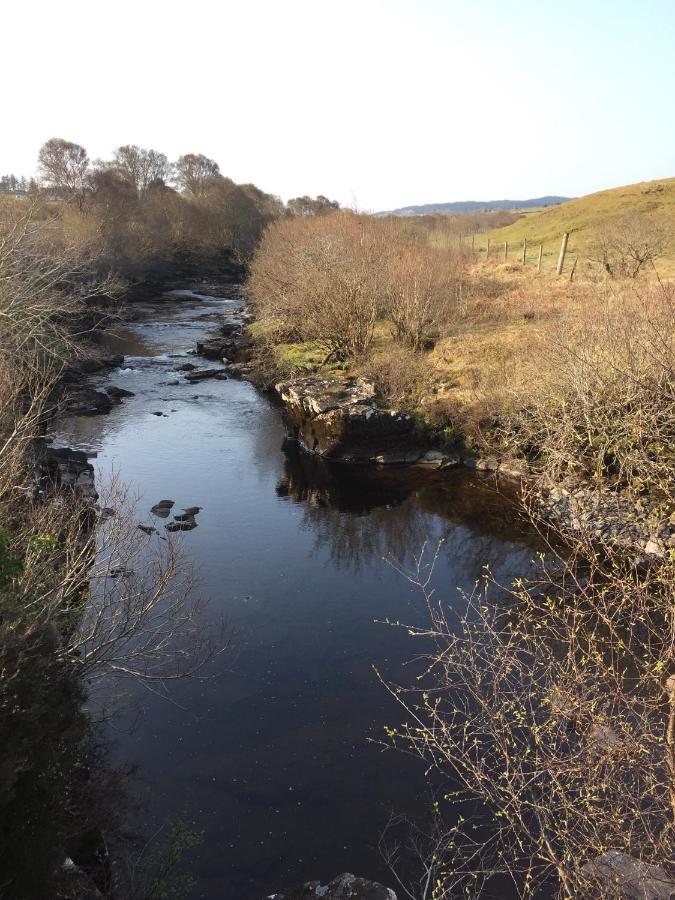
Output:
top-left (3, 0), bottom-right (674, 210)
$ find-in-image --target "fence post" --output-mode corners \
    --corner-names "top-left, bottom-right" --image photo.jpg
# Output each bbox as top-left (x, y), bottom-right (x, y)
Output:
top-left (486, 238), bottom-right (491, 260)
top-left (569, 256), bottom-right (578, 281)
top-left (504, 241), bottom-right (508, 262)
top-left (537, 243), bottom-right (543, 272)
top-left (556, 232), bottom-right (569, 275)
top-left (471, 234), bottom-right (475, 252)
top-left (522, 238), bottom-right (527, 265)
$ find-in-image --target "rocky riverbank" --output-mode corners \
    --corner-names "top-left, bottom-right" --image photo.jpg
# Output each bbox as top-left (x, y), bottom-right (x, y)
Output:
top-left (269, 373), bottom-right (674, 561)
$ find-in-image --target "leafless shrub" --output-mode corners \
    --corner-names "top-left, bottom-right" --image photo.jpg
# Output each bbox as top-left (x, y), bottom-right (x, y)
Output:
top-left (589, 212), bottom-right (668, 278)
top-left (383, 536), bottom-right (675, 898)
top-left (249, 211), bottom-right (470, 362)
top-left (0, 202), bottom-right (113, 506)
top-left (10, 479), bottom-right (219, 696)
top-left (360, 345), bottom-right (433, 411)
top-left (249, 211), bottom-right (390, 361)
top-left (383, 241), bottom-right (467, 350)
top-left (487, 280), bottom-right (675, 496)
top-left (378, 807), bottom-right (453, 900)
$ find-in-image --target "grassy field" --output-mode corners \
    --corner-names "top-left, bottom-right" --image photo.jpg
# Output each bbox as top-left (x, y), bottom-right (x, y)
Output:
top-left (479, 176), bottom-right (675, 275)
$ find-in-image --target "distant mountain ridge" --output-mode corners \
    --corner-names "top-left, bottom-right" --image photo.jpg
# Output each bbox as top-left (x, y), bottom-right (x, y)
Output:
top-left (379, 196), bottom-right (572, 216)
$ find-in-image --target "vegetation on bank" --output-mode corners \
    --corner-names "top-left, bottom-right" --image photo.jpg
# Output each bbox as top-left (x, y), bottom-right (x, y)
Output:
top-left (248, 203), bottom-right (675, 896)
top-left (0, 137), bottom-right (294, 896)
top-left (248, 207), bottom-right (675, 493)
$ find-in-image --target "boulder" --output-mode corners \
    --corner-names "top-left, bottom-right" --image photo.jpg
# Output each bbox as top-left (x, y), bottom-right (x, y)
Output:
top-left (62, 387), bottom-right (114, 416)
top-left (106, 385), bottom-right (135, 401)
top-left (196, 338), bottom-right (234, 360)
top-left (223, 362), bottom-right (252, 379)
top-left (269, 873), bottom-right (396, 900)
top-left (184, 368), bottom-right (228, 383)
top-left (275, 377), bottom-right (422, 464)
top-left (150, 500), bottom-right (174, 518)
top-left (220, 320), bottom-right (243, 336)
top-left (416, 450), bottom-right (461, 469)
top-left (63, 354), bottom-right (124, 379)
top-left (581, 851), bottom-right (675, 899)
top-left (166, 519), bottom-right (197, 532)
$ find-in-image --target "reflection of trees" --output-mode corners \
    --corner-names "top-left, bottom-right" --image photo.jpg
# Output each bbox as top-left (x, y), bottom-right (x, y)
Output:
top-left (277, 448), bottom-right (541, 576)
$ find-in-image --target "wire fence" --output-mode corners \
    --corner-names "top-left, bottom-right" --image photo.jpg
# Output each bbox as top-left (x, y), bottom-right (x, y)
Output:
top-left (468, 231), bottom-right (586, 278)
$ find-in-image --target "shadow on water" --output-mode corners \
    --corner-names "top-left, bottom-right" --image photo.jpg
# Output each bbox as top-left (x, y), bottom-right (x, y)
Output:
top-left (20, 292), bottom-right (545, 899)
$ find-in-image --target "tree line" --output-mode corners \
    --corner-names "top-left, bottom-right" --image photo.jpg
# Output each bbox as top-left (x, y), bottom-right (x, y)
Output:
top-left (1, 138), bottom-right (341, 284)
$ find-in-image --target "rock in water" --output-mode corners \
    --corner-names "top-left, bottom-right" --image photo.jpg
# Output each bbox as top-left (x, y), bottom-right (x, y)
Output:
top-left (106, 385), bottom-right (135, 400)
top-left (62, 387), bottom-right (114, 416)
top-left (150, 500), bottom-right (174, 518)
top-left (182, 506), bottom-right (202, 515)
top-left (166, 519), bottom-right (197, 532)
top-left (269, 872), bottom-right (397, 900)
top-left (184, 368), bottom-right (228, 383)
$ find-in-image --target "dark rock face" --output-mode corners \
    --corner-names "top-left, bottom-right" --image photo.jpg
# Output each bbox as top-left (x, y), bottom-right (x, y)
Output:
top-left (61, 354), bottom-right (124, 380)
top-left (106, 385), bottom-right (135, 401)
top-left (275, 377), bottom-right (426, 465)
top-left (61, 387), bottom-right (114, 416)
top-left (223, 362), bottom-right (253, 379)
top-left (195, 310), bottom-right (252, 364)
top-left (166, 519), bottom-right (197, 532)
top-left (269, 873), bottom-right (396, 900)
top-left (38, 446), bottom-right (97, 500)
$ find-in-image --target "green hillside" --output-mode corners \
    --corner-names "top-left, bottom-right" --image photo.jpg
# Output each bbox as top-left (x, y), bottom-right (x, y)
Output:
top-left (485, 176), bottom-right (675, 274)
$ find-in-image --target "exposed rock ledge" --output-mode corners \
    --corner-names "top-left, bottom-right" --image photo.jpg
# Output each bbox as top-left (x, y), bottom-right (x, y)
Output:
top-left (275, 376), bottom-right (458, 466)
top-left (268, 872), bottom-right (396, 900)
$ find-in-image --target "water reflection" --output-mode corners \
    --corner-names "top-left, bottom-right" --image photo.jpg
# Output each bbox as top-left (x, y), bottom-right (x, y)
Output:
top-left (278, 447), bottom-right (537, 583)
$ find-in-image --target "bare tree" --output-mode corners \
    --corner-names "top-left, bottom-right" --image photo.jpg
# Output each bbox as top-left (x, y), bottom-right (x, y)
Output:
top-left (38, 137), bottom-right (90, 204)
top-left (174, 153), bottom-right (221, 197)
top-left (106, 144), bottom-right (174, 192)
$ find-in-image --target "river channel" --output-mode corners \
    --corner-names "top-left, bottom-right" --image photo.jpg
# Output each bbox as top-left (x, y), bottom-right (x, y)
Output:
top-left (53, 284), bottom-right (539, 898)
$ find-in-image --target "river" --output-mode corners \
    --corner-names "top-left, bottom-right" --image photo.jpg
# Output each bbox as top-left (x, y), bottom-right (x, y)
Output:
top-left (52, 283), bottom-right (539, 898)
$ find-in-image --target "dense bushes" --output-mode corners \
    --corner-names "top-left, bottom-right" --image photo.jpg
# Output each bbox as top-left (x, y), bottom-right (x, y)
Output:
top-left (248, 210), bottom-right (469, 362)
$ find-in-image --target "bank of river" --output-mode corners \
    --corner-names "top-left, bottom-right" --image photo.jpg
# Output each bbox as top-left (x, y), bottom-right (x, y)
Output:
top-left (52, 283), bottom-right (540, 899)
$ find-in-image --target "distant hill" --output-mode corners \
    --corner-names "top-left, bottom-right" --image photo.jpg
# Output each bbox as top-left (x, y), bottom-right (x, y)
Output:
top-left (486, 176), bottom-right (675, 273)
top-left (379, 196), bottom-right (571, 216)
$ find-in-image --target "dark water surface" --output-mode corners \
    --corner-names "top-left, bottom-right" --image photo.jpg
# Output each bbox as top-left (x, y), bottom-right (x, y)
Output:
top-left (54, 289), bottom-right (538, 899)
